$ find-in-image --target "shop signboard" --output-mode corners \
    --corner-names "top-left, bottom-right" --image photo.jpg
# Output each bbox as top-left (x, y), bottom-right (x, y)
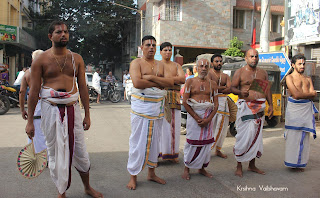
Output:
top-left (259, 52), bottom-right (291, 80)
top-left (0, 24), bottom-right (17, 42)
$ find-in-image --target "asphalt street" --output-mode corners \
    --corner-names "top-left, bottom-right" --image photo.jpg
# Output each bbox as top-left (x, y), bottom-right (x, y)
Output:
top-left (1, 102), bottom-right (320, 198)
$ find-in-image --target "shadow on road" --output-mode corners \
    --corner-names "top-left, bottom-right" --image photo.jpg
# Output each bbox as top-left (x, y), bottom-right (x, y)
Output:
top-left (2, 140), bottom-right (320, 198)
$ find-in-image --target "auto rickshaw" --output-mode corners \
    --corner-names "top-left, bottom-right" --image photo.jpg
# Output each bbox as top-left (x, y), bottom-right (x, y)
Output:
top-left (222, 61), bottom-right (282, 136)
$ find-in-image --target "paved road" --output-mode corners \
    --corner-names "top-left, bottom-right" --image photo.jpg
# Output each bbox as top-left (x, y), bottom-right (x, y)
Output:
top-left (1, 102), bottom-right (320, 198)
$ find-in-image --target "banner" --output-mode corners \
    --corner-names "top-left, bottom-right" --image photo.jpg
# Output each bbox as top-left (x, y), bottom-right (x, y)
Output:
top-left (286, 0), bottom-right (320, 45)
top-left (0, 24), bottom-right (17, 42)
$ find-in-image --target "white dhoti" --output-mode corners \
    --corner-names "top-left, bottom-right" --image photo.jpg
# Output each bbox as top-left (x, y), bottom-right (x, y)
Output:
top-left (234, 99), bottom-right (266, 162)
top-left (184, 99), bottom-right (215, 169)
top-left (284, 97), bottom-right (317, 168)
top-left (127, 87), bottom-right (166, 175)
top-left (211, 95), bottom-right (230, 151)
top-left (160, 89), bottom-right (181, 161)
top-left (28, 100), bottom-right (47, 153)
top-left (93, 86), bottom-right (101, 95)
top-left (40, 88), bottom-right (90, 194)
top-left (160, 109), bottom-right (181, 160)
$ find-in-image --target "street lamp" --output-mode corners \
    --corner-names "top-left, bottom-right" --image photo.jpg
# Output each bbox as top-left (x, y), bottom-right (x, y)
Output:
top-left (110, 2), bottom-right (143, 45)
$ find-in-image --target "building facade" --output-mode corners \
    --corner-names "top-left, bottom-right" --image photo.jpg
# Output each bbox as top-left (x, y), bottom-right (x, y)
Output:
top-left (138, 0), bottom-right (284, 63)
top-left (0, 0), bottom-right (40, 84)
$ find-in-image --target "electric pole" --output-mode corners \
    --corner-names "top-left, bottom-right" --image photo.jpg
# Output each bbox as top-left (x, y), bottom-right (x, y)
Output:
top-left (260, 0), bottom-right (270, 52)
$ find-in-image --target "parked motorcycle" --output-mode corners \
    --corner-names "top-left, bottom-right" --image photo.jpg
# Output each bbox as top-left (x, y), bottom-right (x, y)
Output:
top-left (89, 82), bottom-right (121, 103)
top-left (0, 83), bottom-right (19, 108)
top-left (0, 79), bottom-right (19, 107)
top-left (0, 85), bottom-right (10, 115)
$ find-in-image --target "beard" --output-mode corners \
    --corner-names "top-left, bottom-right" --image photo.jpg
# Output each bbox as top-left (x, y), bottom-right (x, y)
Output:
top-left (214, 66), bottom-right (221, 71)
top-left (297, 68), bottom-right (304, 74)
top-left (248, 62), bottom-right (258, 68)
top-left (198, 72), bottom-right (207, 79)
top-left (54, 40), bottom-right (69, 47)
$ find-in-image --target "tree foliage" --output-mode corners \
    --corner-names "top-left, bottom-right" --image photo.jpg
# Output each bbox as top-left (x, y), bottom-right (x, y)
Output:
top-left (28, 0), bottom-right (136, 65)
top-left (223, 37), bottom-right (244, 57)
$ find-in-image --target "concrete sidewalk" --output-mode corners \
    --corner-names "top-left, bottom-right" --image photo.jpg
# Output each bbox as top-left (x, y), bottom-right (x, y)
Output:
top-left (1, 102), bottom-right (320, 198)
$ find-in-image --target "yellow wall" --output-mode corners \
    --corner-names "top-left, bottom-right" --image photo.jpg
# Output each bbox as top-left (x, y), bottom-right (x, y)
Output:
top-left (0, 0), bottom-right (21, 27)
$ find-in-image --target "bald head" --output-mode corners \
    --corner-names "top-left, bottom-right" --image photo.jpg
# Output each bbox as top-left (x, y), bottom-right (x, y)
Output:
top-left (245, 49), bottom-right (259, 58)
top-left (245, 49), bottom-right (259, 68)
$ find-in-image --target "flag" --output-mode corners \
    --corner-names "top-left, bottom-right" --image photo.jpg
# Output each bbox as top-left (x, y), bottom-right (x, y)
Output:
top-left (251, 17), bottom-right (256, 49)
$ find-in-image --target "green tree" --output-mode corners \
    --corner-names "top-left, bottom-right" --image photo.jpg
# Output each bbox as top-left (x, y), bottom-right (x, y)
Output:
top-left (223, 37), bottom-right (244, 57)
top-left (28, 0), bottom-right (136, 65)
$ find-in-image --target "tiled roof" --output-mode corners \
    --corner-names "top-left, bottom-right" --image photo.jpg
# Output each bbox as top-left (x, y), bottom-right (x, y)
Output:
top-left (236, 0), bottom-right (284, 13)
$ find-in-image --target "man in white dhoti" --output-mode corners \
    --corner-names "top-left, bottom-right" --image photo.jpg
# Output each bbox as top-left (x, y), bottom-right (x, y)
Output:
top-left (127, 36), bottom-right (174, 190)
top-left (19, 50), bottom-right (46, 154)
top-left (92, 68), bottom-right (103, 104)
top-left (182, 58), bottom-right (218, 180)
top-left (285, 54), bottom-right (317, 171)
top-left (159, 42), bottom-right (185, 163)
top-left (209, 54), bottom-right (231, 158)
top-left (25, 21), bottom-right (103, 198)
top-left (231, 49), bottom-right (273, 177)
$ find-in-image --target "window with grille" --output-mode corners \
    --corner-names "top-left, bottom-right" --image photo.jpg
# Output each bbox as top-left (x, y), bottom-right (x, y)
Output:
top-left (271, 15), bottom-right (283, 33)
top-left (164, 0), bottom-right (181, 21)
top-left (233, 9), bottom-right (246, 29)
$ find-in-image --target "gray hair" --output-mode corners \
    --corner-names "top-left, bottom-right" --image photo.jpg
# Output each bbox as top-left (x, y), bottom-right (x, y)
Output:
top-left (196, 58), bottom-right (210, 67)
top-left (32, 50), bottom-right (44, 60)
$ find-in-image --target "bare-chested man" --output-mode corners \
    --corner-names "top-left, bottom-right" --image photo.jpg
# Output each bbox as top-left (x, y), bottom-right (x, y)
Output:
top-left (19, 50), bottom-right (47, 154)
top-left (284, 54), bottom-right (317, 171)
top-left (25, 21), bottom-right (103, 198)
top-left (231, 49), bottom-right (273, 177)
top-left (159, 42), bottom-right (185, 163)
top-left (127, 35), bottom-right (174, 190)
top-left (208, 54), bottom-right (231, 159)
top-left (182, 58), bottom-right (218, 180)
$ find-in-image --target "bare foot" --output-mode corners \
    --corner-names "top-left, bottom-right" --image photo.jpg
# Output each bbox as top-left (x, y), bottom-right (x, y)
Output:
top-left (126, 175), bottom-right (137, 190)
top-left (182, 167), bottom-right (190, 180)
top-left (199, 168), bottom-right (213, 178)
top-left (85, 186), bottom-right (103, 198)
top-left (248, 166), bottom-right (266, 175)
top-left (216, 150), bottom-right (228, 159)
top-left (235, 164), bottom-right (243, 177)
top-left (291, 168), bottom-right (305, 172)
top-left (147, 174), bottom-right (166, 184)
top-left (58, 193), bottom-right (66, 198)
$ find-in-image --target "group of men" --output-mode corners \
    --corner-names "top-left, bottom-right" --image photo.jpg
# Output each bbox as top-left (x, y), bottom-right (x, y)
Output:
top-left (23, 20), bottom-right (316, 198)
top-left (127, 34), bottom-right (317, 189)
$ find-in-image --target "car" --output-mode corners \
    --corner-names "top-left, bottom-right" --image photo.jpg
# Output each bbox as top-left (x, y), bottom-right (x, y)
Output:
top-left (85, 72), bottom-right (93, 87)
top-left (181, 62), bottom-right (196, 74)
